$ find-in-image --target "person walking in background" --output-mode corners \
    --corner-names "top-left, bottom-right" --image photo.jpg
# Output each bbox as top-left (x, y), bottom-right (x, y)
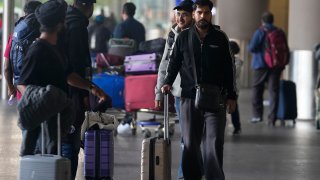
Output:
top-left (229, 41), bottom-right (243, 135)
top-left (113, 2), bottom-right (145, 46)
top-left (154, 0), bottom-right (194, 178)
top-left (105, 12), bottom-right (117, 33)
top-left (88, 14), bottom-right (111, 66)
top-left (162, 0), bottom-right (237, 179)
top-left (248, 12), bottom-right (289, 126)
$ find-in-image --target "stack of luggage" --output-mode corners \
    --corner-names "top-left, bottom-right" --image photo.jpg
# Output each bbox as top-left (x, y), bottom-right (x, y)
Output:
top-left (93, 38), bottom-right (166, 112)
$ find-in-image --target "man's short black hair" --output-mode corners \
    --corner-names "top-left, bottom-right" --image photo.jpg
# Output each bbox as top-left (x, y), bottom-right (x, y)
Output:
top-left (262, 12), bottom-right (274, 24)
top-left (123, 2), bottom-right (136, 17)
top-left (24, 1), bottom-right (42, 14)
top-left (74, 0), bottom-right (96, 5)
top-left (193, 0), bottom-right (214, 11)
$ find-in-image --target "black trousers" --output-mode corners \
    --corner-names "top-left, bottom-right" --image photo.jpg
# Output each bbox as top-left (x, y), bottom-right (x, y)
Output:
top-left (252, 68), bottom-right (283, 121)
top-left (180, 97), bottom-right (226, 180)
top-left (231, 102), bottom-right (241, 130)
top-left (20, 116), bottom-right (58, 156)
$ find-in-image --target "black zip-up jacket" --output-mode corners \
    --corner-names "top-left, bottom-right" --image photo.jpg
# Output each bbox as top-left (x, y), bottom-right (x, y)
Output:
top-left (63, 6), bottom-right (92, 98)
top-left (163, 25), bottom-right (237, 100)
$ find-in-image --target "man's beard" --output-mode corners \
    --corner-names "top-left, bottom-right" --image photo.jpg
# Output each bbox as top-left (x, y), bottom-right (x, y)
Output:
top-left (196, 19), bottom-right (210, 29)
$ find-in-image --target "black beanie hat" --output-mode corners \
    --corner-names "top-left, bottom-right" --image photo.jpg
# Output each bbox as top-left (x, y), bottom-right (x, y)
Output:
top-left (35, 0), bottom-right (66, 28)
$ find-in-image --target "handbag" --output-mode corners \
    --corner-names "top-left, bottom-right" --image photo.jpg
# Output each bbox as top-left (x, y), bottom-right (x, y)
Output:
top-left (195, 84), bottom-right (223, 112)
top-left (80, 111), bottom-right (118, 141)
top-left (188, 29), bottom-right (223, 112)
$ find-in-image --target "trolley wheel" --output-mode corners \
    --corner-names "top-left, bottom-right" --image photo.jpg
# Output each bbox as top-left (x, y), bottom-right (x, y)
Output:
top-left (169, 124), bottom-right (175, 136)
top-left (143, 129), bottom-right (152, 138)
top-left (131, 119), bottom-right (137, 135)
top-left (113, 130), bottom-right (118, 136)
top-left (131, 128), bottom-right (137, 135)
top-left (157, 130), bottom-right (164, 138)
top-left (317, 120), bottom-right (320, 129)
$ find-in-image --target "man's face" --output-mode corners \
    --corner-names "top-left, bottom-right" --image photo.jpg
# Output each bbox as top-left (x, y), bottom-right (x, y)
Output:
top-left (175, 10), bottom-right (193, 30)
top-left (193, 5), bottom-right (212, 29)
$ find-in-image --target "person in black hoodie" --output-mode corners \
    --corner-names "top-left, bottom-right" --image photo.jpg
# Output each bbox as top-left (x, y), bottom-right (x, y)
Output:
top-left (162, 0), bottom-right (237, 179)
top-left (60, 0), bottom-right (96, 179)
top-left (17, 0), bottom-right (106, 159)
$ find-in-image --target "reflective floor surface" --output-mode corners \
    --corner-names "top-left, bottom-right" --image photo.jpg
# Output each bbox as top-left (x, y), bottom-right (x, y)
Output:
top-left (0, 89), bottom-right (320, 180)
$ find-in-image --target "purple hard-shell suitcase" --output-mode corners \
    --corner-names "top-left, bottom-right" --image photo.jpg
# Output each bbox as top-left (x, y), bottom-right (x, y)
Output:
top-left (124, 53), bottom-right (158, 74)
top-left (84, 129), bottom-right (114, 179)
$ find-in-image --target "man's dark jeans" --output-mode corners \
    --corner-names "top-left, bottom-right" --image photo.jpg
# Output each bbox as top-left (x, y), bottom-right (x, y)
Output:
top-left (180, 97), bottom-right (226, 180)
top-left (252, 68), bottom-right (283, 122)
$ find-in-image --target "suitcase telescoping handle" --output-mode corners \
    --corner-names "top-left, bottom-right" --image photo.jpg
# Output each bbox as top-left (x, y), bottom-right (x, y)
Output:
top-left (41, 113), bottom-right (62, 156)
top-left (163, 94), bottom-right (169, 140)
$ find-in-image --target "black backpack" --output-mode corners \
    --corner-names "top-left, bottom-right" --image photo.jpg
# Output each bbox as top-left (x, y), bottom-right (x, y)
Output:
top-left (10, 13), bottom-right (40, 85)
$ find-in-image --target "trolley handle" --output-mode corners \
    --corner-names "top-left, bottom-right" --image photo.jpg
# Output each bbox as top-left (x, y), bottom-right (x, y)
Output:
top-left (41, 113), bottom-right (62, 156)
top-left (163, 94), bottom-right (169, 140)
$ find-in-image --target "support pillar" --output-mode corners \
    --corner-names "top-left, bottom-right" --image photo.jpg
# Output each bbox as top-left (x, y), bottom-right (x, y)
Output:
top-left (215, 0), bottom-right (269, 88)
top-left (288, 0), bottom-right (320, 119)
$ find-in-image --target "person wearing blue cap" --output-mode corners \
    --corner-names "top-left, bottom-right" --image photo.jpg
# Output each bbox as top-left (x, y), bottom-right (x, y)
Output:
top-left (155, 0), bottom-right (205, 179)
top-left (88, 14), bottom-right (111, 56)
top-left (162, 0), bottom-right (237, 179)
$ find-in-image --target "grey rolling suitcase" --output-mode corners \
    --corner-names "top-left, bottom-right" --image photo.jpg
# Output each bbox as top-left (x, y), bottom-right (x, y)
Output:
top-left (141, 94), bottom-right (171, 180)
top-left (19, 113), bottom-right (71, 180)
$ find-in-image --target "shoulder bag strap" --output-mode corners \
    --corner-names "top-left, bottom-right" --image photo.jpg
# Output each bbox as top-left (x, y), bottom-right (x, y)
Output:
top-left (188, 28), bottom-right (198, 86)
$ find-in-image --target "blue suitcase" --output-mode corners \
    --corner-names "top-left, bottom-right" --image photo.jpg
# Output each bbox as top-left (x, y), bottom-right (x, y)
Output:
top-left (84, 129), bottom-right (114, 180)
top-left (276, 80), bottom-right (297, 124)
top-left (93, 73), bottom-right (125, 109)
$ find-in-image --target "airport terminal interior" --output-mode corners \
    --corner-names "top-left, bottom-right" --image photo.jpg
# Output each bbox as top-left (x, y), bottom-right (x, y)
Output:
top-left (0, 0), bottom-right (320, 180)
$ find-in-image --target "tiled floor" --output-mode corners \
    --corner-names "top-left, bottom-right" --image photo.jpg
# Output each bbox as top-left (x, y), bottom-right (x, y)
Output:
top-left (1, 89), bottom-right (320, 180)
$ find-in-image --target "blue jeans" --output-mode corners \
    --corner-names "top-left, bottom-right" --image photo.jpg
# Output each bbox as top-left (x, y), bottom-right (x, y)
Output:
top-left (175, 97), bottom-right (184, 179)
top-left (62, 129), bottom-right (81, 180)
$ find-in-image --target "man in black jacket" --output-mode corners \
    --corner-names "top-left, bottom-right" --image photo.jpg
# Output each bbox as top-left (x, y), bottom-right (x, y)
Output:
top-left (60, 0), bottom-right (96, 179)
top-left (162, 0), bottom-right (237, 179)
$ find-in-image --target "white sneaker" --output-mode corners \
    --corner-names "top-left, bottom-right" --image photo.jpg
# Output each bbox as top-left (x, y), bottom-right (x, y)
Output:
top-left (250, 117), bottom-right (262, 123)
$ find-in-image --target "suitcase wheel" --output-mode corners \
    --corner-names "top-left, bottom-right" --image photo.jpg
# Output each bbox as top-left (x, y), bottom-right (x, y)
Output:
top-left (169, 124), bottom-right (175, 136)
